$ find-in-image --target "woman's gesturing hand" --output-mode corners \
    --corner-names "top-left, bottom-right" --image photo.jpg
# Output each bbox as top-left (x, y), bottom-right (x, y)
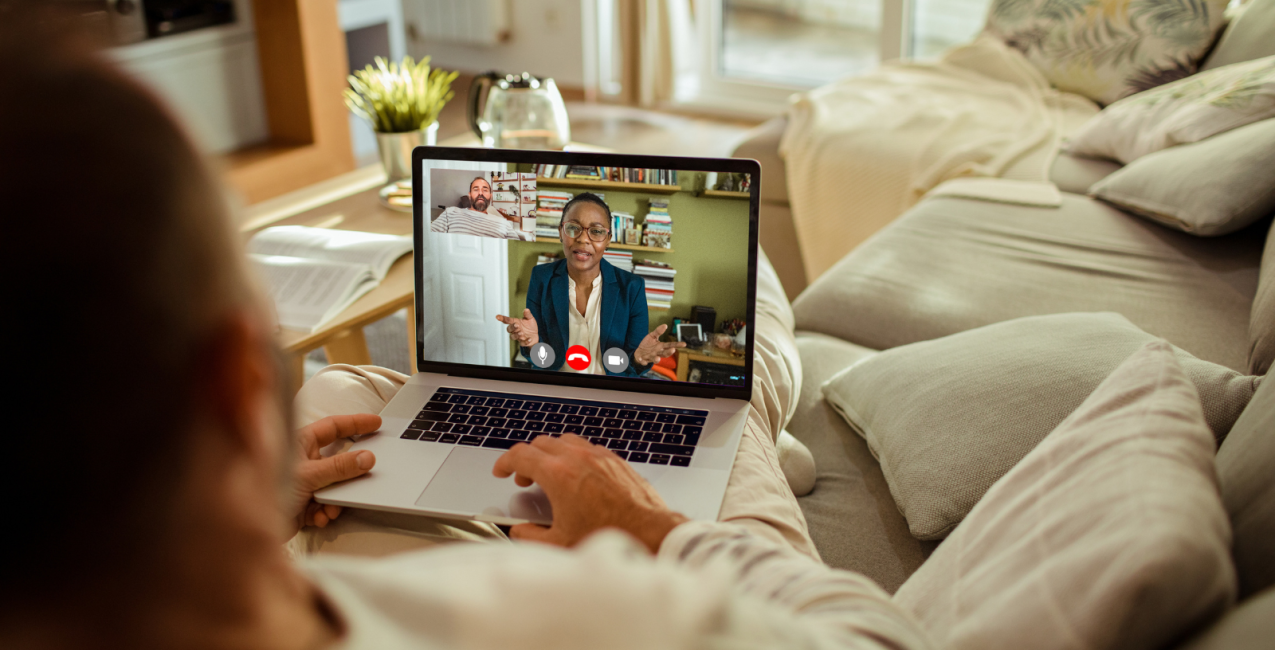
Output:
top-left (495, 309), bottom-right (539, 347)
top-left (633, 323), bottom-right (686, 366)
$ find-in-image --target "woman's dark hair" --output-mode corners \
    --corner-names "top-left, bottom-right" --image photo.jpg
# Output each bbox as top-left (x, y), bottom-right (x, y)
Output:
top-left (560, 191), bottom-right (612, 226)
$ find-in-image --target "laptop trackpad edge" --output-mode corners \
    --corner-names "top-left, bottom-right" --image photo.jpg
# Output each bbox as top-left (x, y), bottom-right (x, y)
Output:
top-left (415, 447), bottom-right (554, 525)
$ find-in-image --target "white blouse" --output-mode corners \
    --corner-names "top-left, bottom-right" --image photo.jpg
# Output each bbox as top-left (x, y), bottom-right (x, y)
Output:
top-left (566, 273), bottom-right (603, 375)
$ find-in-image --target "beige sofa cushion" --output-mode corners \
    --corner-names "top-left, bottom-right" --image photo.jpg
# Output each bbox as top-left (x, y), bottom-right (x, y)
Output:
top-left (894, 341), bottom-right (1236, 650)
top-left (821, 312), bottom-right (1259, 540)
top-left (793, 194), bottom-right (1263, 372)
top-left (1089, 118), bottom-right (1275, 236)
top-left (1176, 587), bottom-right (1275, 650)
top-left (1201, 0), bottom-right (1275, 71)
top-left (1215, 362), bottom-right (1275, 599)
top-left (1048, 152), bottom-right (1122, 195)
top-left (789, 332), bottom-right (935, 592)
top-left (1249, 220), bottom-right (1275, 375)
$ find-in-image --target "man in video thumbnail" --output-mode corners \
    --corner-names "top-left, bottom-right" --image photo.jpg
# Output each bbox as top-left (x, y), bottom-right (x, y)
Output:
top-left (496, 193), bottom-right (683, 376)
top-left (431, 176), bottom-right (532, 241)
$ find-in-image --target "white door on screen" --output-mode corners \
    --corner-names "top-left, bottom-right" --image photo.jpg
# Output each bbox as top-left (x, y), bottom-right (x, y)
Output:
top-left (416, 159), bottom-right (510, 368)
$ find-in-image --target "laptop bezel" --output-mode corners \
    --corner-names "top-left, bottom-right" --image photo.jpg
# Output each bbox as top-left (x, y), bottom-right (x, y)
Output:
top-left (411, 146), bottom-right (760, 402)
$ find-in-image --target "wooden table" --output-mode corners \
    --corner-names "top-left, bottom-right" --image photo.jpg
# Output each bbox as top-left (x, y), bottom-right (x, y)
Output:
top-left (676, 346), bottom-right (746, 382)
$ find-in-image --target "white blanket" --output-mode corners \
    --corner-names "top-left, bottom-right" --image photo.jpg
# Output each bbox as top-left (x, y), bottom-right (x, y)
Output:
top-left (780, 35), bottom-right (1099, 281)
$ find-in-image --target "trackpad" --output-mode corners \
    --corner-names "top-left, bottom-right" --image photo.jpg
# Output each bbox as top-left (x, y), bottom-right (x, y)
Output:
top-left (414, 447), bottom-right (553, 525)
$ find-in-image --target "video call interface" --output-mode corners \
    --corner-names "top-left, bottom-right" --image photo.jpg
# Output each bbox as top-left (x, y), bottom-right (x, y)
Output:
top-left (420, 158), bottom-right (754, 388)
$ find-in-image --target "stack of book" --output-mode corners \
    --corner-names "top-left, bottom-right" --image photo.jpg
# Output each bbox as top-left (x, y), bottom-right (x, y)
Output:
top-left (642, 198), bottom-right (673, 249)
top-left (611, 212), bottom-right (636, 244)
top-left (603, 250), bottom-right (633, 272)
top-left (536, 191), bottom-right (572, 239)
top-left (536, 252), bottom-right (560, 266)
top-left (634, 260), bottom-right (676, 310)
top-left (533, 165), bottom-right (679, 186)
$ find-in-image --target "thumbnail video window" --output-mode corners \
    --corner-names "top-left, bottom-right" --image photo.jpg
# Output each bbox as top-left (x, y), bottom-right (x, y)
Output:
top-left (421, 161), bottom-right (753, 388)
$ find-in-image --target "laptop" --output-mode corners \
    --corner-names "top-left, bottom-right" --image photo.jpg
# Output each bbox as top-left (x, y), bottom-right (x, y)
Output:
top-left (315, 147), bottom-right (761, 526)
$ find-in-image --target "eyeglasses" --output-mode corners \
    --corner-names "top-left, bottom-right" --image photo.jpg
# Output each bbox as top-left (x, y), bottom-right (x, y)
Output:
top-left (561, 222), bottom-right (610, 242)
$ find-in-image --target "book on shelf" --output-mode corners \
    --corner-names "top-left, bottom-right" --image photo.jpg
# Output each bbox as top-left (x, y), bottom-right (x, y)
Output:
top-left (246, 225), bottom-right (412, 333)
top-left (536, 252), bottom-right (560, 265)
top-left (633, 259), bottom-right (676, 309)
top-left (603, 250), bottom-right (633, 272)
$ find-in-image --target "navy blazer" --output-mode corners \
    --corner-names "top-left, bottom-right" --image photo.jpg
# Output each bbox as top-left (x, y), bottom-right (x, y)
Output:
top-left (523, 258), bottom-right (650, 376)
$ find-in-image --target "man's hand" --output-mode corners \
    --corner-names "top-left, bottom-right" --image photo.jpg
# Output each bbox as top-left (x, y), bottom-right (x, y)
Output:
top-left (287, 414), bottom-right (380, 536)
top-left (492, 434), bottom-right (688, 552)
top-left (634, 324), bottom-right (686, 366)
top-left (495, 309), bottom-right (539, 348)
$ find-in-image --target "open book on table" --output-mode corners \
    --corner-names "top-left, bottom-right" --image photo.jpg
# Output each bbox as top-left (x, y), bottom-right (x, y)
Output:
top-left (247, 225), bottom-right (412, 333)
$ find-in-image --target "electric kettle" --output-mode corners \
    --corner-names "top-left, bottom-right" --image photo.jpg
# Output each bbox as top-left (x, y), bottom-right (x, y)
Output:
top-left (467, 71), bottom-right (571, 150)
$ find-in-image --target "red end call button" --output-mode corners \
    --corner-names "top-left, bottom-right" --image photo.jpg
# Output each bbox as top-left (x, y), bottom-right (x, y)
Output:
top-left (565, 345), bottom-right (591, 371)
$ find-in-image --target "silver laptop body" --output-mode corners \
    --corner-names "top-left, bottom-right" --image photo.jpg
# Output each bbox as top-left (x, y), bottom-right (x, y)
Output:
top-left (316, 148), bottom-right (762, 527)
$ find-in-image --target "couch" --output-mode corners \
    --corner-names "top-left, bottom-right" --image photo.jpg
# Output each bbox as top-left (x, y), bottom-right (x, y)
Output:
top-left (732, 0), bottom-right (1275, 645)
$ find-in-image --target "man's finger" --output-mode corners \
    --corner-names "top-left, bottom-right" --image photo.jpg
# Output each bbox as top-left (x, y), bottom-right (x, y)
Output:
top-left (301, 414), bottom-right (382, 449)
top-left (509, 523), bottom-right (559, 545)
top-left (492, 442), bottom-right (553, 480)
top-left (298, 450), bottom-right (375, 491)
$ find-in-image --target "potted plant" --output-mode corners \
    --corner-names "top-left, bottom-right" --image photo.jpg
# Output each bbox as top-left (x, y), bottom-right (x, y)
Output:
top-left (345, 55), bottom-right (458, 183)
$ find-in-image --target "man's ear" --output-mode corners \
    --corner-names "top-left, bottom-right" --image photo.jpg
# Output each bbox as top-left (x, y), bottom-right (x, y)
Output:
top-left (199, 310), bottom-right (284, 456)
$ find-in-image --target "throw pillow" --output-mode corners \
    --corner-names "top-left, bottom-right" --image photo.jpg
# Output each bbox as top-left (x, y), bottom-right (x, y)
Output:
top-left (893, 341), bottom-right (1236, 650)
top-left (1065, 55), bottom-right (1275, 163)
top-left (821, 312), bottom-right (1259, 540)
top-left (985, 0), bottom-right (1229, 106)
top-left (1088, 117), bottom-right (1275, 235)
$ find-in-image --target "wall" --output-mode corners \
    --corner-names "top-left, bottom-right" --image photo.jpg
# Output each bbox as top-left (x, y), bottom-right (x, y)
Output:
top-left (403, 0), bottom-right (586, 87)
top-left (505, 171), bottom-right (753, 360)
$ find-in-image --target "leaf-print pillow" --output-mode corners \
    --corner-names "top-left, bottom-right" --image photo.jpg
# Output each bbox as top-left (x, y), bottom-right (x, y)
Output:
top-left (1065, 55), bottom-right (1275, 163)
top-left (986, 0), bottom-right (1230, 106)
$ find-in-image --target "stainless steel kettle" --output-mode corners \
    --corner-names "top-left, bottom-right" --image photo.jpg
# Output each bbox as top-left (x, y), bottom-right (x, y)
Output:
top-left (467, 71), bottom-right (571, 150)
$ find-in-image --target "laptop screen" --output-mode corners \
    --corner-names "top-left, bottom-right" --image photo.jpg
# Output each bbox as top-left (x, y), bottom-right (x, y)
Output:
top-left (412, 148), bottom-right (758, 401)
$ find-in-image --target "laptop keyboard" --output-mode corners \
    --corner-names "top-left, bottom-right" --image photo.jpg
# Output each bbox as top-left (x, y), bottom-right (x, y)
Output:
top-left (398, 387), bottom-right (708, 467)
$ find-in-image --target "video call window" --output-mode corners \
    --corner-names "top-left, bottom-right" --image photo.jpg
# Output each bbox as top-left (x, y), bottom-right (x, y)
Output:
top-left (421, 160), bottom-right (753, 389)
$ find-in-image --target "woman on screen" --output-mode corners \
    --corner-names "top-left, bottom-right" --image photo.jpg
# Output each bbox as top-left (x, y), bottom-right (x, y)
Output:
top-left (495, 193), bottom-right (683, 376)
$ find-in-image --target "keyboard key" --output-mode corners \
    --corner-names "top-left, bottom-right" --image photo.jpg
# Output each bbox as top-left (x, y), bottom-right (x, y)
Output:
top-left (584, 417), bottom-right (604, 426)
top-left (683, 426), bottom-right (703, 437)
top-left (505, 420), bottom-right (527, 430)
top-left (420, 430), bottom-right (440, 442)
top-left (579, 406), bottom-right (599, 416)
top-left (522, 401), bottom-right (543, 411)
top-left (525, 412), bottom-right (546, 422)
top-left (628, 452), bottom-right (650, 463)
top-left (447, 394), bottom-right (469, 404)
top-left (584, 426), bottom-right (604, 436)
top-left (467, 415), bottom-right (488, 425)
top-left (431, 422), bottom-right (453, 433)
top-left (539, 403), bottom-right (560, 413)
top-left (564, 414), bottom-right (583, 424)
top-left (619, 410), bottom-right (638, 419)
top-left (482, 438), bottom-right (518, 450)
top-left (472, 426), bottom-right (492, 436)
top-left (430, 391), bottom-right (448, 402)
top-left (410, 419), bottom-right (434, 430)
top-left (598, 408), bottom-right (617, 418)
top-left (487, 417), bottom-right (507, 428)
top-left (656, 413), bottom-right (677, 423)
top-left (423, 401), bottom-right (450, 412)
top-left (641, 422), bottom-right (662, 432)
top-left (545, 413), bottom-right (565, 423)
top-left (525, 421), bottom-right (546, 432)
top-left (508, 430), bottom-right (529, 441)
top-left (528, 432), bottom-right (546, 442)
top-left (613, 450), bottom-right (629, 460)
top-left (545, 423), bottom-right (564, 433)
top-left (467, 396), bottom-right (486, 405)
top-left (448, 414), bottom-right (469, 424)
top-left (485, 399), bottom-right (505, 408)
top-left (470, 406), bottom-right (490, 416)
top-left (400, 428), bottom-right (423, 440)
top-left (588, 437), bottom-right (607, 446)
top-left (606, 439), bottom-right (627, 450)
top-left (603, 418), bottom-right (623, 428)
top-left (508, 409), bottom-right (528, 419)
top-left (451, 405), bottom-right (471, 414)
top-left (559, 405), bottom-right (579, 415)
top-left (564, 424), bottom-right (584, 434)
top-left (649, 454), bottom-right (670, 465)
top-left (603, 428), bottom-right (622, 439)
top-left (488, 428), bottom-right (510, 438)
top-left (676, 415), bottom-right (706, 426)
top-left (649, 443), bottom-right (693, 456)
top-left (622, 421), bottom-right (643, 430)
top-left (636, 412), bottom-right (657, 422)
top-left (489, 408), bottom-right (509, 417)
top-left (628, 441), bottom-right (649, 452)
top-left (684, 433), bottom-right (701, 447)
top-left (503, 400), bottom-right (524, 409)
top-left (642, 432), bottom-right (663, 442)
top-left (440, 433), bottom-right (459, 444)
top-left (550, 433), bottom-right (562, 438)
top-left (670, 456), bottom-right (691, 467)
top-left (622, 430), bottom-right (642, 441)
top-left (459, 435), bottom-right (484, 446)
top-left (662, 423), bottom-right (682, 434)
top-left (662, 434), bottom-right (685, 445)
top-left (452, 424), bottom-right (472, 434)
top-left (416, 412), bottom-right (448, 423)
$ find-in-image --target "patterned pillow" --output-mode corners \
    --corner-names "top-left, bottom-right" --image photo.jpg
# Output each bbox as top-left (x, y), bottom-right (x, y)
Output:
top-left (986, 0), bottom-right (1230, 106)
top-left (1066, 55), bottom-right (1275, 163)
